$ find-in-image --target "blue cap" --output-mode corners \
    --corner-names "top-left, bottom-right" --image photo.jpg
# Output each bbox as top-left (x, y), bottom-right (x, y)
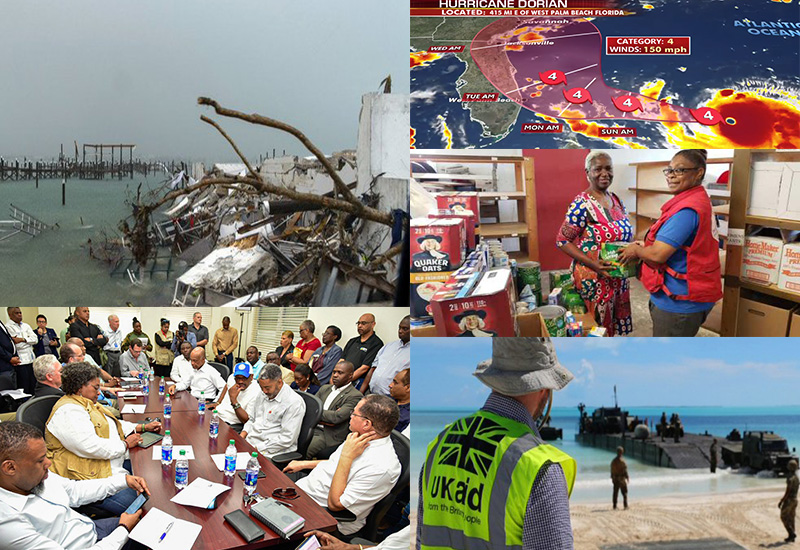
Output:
top-left (233, 362), bottom-right (252, 377)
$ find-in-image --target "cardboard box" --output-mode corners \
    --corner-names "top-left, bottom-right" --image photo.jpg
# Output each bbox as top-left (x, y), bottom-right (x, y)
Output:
top-left (413, 311), bottom-right (550, 338)
top-left (789, 310), bottom-right (800, 337)
top-left (741, 236), bottom-right (783, 285)
top-left (778, 242), bottom-right (800, 295)
top-left (411, 218), bottom-right (466, 274)
top-left (435, 192), bottom-right (480, 218)
top-left (430, 268), bottom-right (517, 337)
top-left (748, 162), bottom-right (800, 220)
top-left (748, 162), bottom-right (786, 218)
top-left (516, 312), bottom-right (550, 336)
top-left (600, 242), bottom-right (637, 278)
top-left (778, 164), bottom-right (800, 221)
top-left (736, 297), bottom-right (791, 337)
top-left (410, 271), bottom-right (452, 318)
top-left (429, 209), bottom-right (477, 250)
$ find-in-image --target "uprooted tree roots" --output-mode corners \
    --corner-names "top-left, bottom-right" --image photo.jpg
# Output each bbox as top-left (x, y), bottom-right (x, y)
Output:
top-left (119, 96), bottom-right (404, 299)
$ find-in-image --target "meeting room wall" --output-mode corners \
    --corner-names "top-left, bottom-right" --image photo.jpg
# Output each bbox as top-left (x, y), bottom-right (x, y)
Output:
top-left (8, 307), bottom-right (408, 360)
top-left (306, 307), bottom-right (408, 346)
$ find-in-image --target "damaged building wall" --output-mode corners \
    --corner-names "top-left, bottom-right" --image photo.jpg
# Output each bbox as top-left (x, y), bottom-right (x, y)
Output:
top-left (258, 153), bottom-right (357, 195)
top-left (355, 93), bottom-right (409, 268)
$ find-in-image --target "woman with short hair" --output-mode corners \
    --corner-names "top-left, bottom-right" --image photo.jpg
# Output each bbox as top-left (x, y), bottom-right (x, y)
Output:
top-left (556, 150), bottom-right (634, 336)
top-left (289, 320), bottom-right (322, 369)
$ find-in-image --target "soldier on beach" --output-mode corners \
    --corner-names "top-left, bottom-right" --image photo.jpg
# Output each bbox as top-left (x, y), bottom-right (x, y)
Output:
top-left (779, 459), bottom-right (798, 543)
top-left (611, 446), bottom-right (629, 510)
top-left (709, 438), bottom-right (718, 474)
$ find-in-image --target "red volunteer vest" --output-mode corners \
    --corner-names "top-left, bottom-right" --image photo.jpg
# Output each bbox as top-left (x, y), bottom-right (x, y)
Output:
top-left (639, 185), bottom-right (722, 302)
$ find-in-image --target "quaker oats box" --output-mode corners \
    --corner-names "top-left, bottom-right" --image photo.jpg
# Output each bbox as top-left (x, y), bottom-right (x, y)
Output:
top-left (429, 268), bottom-right (517, 337)
top-left (778, 242), bottom-right (800, 294)
top-left (411, 218), bottom-right (466, 274)
top-left (435, 192), bottom-right (480, 238)
top-left (741, 236), bottom-right (783, 285)
top-left (410, 271), bottom-right (451, 318)
top-left (429, 209), bottom-right (477, 250)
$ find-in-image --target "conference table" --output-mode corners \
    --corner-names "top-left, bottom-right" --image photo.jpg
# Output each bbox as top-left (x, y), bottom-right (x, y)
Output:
top-left (119, 380), bottom-right (337, 550)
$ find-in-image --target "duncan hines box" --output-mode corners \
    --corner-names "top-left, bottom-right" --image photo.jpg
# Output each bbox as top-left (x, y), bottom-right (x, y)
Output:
top-left (741, 236), bottom-right (783, 285)
top-left (411, 218), bottom-right (466, 273)
top-left (429, 209), bottom-right (477, 250)
top-left (435, 192), bottom-right (480, 237)
top-left (778, 242), bottom-right (800, 294)
top-left (429, 268), bottom-right (517, 337)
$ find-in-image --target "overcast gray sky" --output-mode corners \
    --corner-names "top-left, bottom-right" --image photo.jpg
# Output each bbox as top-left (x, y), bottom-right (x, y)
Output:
top-left (1, 0), bottom-right (409, 162)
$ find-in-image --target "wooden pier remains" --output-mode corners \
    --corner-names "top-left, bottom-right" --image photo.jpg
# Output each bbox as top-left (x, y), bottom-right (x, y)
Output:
top-left (0, 143), bottom-right (186, 181)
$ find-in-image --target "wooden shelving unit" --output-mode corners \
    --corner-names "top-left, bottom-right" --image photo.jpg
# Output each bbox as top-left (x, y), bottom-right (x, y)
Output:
top-left (411, 153), bottom-right (538, 262)
top-left (629, 157), bottom-right (734, 334)
top-left (721, 150), bottom-right (800, 337)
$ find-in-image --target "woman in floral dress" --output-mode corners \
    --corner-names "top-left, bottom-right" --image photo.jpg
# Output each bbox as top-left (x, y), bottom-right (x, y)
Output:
top-left (556, 151), bottom-right (633, 336)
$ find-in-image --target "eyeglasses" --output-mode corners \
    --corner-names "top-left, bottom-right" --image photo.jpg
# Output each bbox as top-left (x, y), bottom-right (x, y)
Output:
top-left (356, 321), bottom-right (373, 326)
top-left (272, 487), bottom-right (299, 500)
top-left (351, 412), bottom-right (371, 422)
top-left (662, 167), bottom-right (699, 177)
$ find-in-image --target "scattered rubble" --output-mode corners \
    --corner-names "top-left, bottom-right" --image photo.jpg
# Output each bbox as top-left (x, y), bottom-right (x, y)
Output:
top-left (91, 89), bottom-right (409, 306)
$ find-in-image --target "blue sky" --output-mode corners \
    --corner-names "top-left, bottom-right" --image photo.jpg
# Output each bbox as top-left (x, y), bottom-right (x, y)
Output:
top-left (412, 338), bottom-right (800, 410)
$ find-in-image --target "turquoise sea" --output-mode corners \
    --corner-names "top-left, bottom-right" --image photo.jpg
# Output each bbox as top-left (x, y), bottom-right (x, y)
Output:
top-left (412, 406), bottom-right (800, 510)
top-left (0, 176), bottom-right (183, 304)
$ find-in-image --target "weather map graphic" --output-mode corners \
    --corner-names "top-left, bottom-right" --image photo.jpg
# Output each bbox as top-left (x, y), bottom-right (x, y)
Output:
top-left (410, 0), bottom-right (800, 149)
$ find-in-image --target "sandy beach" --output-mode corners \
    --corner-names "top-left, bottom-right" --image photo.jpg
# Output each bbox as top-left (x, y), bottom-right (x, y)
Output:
top-left (411, 487), bottom-right (794, 550)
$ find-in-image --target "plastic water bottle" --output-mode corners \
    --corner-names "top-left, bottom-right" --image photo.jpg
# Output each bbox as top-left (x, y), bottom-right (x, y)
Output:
top-left (198, 391), bottom-right (206, 415)
top-left (142, 377), bottom-right (150, 396)
top-left (164, 395), bottom-right (172, 418)
top-left (148, 368), bottom-right (155, 382)
top-left (244, 452), bottom-right (259, 498)
top-left (224, 440), bottom-right (237, 477)
top-left (158, 377), bottom-right (165, 396)
top-left (161, 430), bottom-right (173, 465)
top-left (175, 449), bottom-right (189, 489)
top-left (209, 409), bottom-right (219, 439)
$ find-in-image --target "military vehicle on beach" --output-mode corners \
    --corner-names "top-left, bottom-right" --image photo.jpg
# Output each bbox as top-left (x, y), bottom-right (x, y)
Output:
top-left (721, 431), bottom-right (799, 475)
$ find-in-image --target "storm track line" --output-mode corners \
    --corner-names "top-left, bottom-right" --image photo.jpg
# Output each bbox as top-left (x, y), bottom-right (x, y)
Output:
top-left (508, 63), bottom-right (598, 95)
top-left (472, 31), bottom-right (599, 50)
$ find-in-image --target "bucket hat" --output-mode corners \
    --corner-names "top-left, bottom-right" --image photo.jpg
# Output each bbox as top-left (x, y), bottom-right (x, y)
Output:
top-left (473, 338), bottom-right (573, 396)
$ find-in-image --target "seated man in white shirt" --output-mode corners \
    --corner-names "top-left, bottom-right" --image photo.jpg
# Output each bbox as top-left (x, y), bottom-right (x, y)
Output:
top-left (0, 420), bottom-right (149, 550)
top-left (284, 394), bottom-right (401, 536)
top-left (214, 362), bottom-right (262, 432)
top-left (170, 340), bottom-right (194, 383)
top-left (240, 363), bottom-right (305, 458)
top-left (167, 347), bottom-right (226, 403)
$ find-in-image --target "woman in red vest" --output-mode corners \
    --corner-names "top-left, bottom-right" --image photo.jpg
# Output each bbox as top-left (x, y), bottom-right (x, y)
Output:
top-left (556, 151), bottom-right (634, 336)
top-left (620, 149), bottom-right (722, 336)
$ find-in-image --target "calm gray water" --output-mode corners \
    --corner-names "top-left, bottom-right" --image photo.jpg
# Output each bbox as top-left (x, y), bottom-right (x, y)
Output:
top-left (0, 176), bottom-right (185, 304)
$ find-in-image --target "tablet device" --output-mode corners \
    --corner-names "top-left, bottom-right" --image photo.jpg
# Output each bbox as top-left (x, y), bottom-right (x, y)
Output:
top-left (137, 432), bottom-right (164, 449)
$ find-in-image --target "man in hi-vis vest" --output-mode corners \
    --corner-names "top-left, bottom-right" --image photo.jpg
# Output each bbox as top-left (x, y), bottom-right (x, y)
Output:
top-left (418, 338), bottom-right (576, 550)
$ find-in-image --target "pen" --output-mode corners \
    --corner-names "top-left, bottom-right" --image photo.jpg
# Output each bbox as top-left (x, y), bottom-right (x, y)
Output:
top-left (159, 522), bottom-right (174, 543)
